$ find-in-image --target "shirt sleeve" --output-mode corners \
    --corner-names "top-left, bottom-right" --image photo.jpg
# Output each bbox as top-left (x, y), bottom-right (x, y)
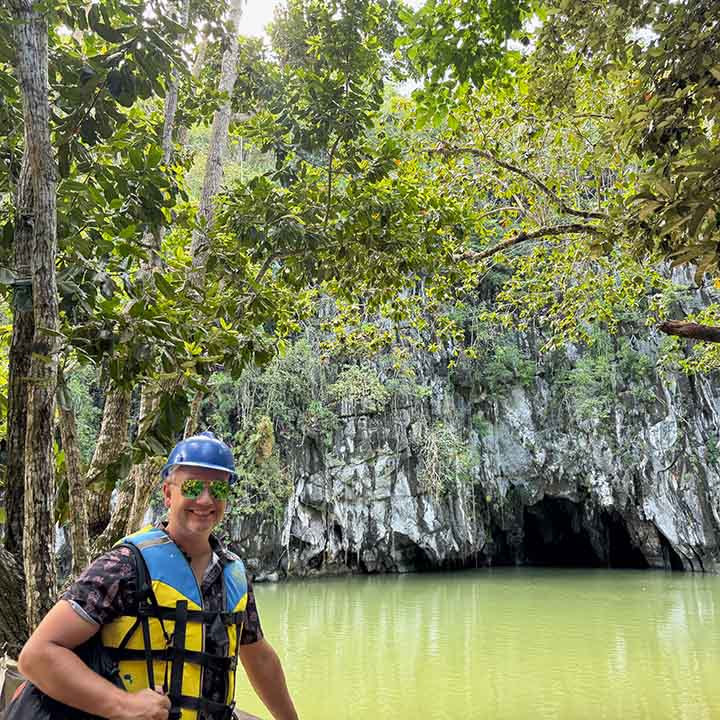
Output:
top-left (239, 578), bottom-right (264, 645)
top-left (62, 546), bottom-right (138, 626)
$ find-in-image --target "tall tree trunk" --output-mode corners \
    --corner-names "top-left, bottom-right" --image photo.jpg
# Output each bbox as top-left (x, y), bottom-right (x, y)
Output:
top-left (0, 548), bottom-right (27, 656)
top-left (91, 385), bottom-right (159, 552)
top-left (57, 371), bottom-right (90, 576)
top-left (125, 388), bottom-right (161, 536)
top-left (10, 0), bottom-right (61, 630)
top-left (176, 36), bottom-right (209, 147)
top-left (4, 149), bottom-right (33, 562)
top-left (125, 456), bottom-right (164, 535)
top-left (189, 0), bottom-right (244, 288)
top-left (183, 389), bottom-right (204, 438)
top-left (91, 471), bottom-right (136, 555)
top-left (84, 386), bottom-right (132, 536)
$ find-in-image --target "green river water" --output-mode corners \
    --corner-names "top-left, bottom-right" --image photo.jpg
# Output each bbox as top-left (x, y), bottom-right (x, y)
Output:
top-left (236, 568), bottom-right (720, 720)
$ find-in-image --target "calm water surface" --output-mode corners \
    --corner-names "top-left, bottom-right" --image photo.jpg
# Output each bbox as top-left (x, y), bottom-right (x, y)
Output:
top-left (235, 568), bottom-right (720, 720)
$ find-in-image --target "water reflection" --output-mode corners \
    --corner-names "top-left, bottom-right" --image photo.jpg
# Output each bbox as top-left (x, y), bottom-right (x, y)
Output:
top-left (237, 569), bottom-right (720, 720)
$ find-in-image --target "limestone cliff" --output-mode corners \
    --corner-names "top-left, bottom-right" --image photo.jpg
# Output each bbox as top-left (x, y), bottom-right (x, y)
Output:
top-left (229, 329), bottom-right (720, 577)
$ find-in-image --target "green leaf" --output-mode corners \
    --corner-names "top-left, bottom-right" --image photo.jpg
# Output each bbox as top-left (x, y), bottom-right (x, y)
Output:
top-left (154, 273), bottom-right (175, 298)
top-left (129, 147), bottom-right (144, 171)
top-left (93, 23), bottom-right (125, 44)
top-left (147, 145), bottom-right (163, 168)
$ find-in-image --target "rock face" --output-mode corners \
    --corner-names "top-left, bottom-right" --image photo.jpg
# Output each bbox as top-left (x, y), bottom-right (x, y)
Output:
top-left (231, 334), bottom-right (720, 576)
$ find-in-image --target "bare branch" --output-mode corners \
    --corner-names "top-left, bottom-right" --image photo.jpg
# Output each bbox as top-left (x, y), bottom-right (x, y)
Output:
top-left (324, 135), bottom-right (341, 230)
top-left (459, 222), bottom-right (603, 263)
top-left (477, 206), bottom-right (523, 220)
top-left (427, 143), bottom-right (608, 221)
top-left (658, 320), bottom-right (720, 343)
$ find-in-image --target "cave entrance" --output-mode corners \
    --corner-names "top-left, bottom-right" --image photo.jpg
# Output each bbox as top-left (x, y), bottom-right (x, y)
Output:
top-left (659, 533), bottom-right (685, 571)
top-left (606, 511), bottom-right (649, 569)
top-left (524, 498), bottom-right (602, 567)
top-left (388, 532), bottom-right (435, 573)
top-left (523, 498), bottom-right (649, 569)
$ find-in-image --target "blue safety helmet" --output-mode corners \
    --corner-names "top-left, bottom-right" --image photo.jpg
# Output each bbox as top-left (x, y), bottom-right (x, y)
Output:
top-left (161, 431), bottom-right (237, 482)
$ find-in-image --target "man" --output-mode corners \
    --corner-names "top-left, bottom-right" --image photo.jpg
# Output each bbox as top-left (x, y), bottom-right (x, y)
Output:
top-left (17, 431), bottom-right (299, 720)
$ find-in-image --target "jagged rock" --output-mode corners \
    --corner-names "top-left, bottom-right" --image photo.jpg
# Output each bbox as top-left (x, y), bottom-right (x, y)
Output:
top-left (229, 331), bottom-right (720, 575)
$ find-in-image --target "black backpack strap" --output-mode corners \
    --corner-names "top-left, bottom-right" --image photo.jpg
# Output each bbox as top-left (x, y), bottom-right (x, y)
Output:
top-left (117, 542), bottom-right (171, 690)
top-left (170, 694), bottom-right (235, 720)
top-left (137, 605), bottom-right (245, 625)
top-left (167, 599), bottom-right (189, 720)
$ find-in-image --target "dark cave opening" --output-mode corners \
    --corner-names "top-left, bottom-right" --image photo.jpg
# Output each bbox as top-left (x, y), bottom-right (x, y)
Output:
top-left (659, 533), bottom-right (685, 570)
top-left (524, 498), bottom-right (603, 567)
top-left (390, 532), bottom-right (436, 572)
top-left (523, 498), bottom-right (648, 569)
top-left (605, 510), bottom-right (649, 568)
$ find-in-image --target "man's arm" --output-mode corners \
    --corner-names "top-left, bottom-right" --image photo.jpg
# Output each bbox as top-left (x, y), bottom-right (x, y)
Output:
top-left (239, 638), bottom-right (299, 720)
top-left (18, 600), bottom-right (170, 720)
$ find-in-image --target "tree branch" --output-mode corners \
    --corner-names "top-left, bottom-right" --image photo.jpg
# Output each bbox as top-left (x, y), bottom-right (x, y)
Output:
top-left (324, 135), bottom-right (341, 230)
top-left (428, 143), bottom-right (608, 221)
top-left (459, 222), bottom-right (603, 263)
top-left (658, 320), bottom-right (720, 343)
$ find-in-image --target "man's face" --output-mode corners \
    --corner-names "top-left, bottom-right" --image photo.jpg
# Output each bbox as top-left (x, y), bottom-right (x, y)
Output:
top-left (163, 465), bottom-right (230, 537)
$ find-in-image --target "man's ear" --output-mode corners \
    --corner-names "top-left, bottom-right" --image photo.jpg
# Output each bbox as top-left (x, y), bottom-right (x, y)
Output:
top-left (162, 482), bottom-right (172, 509)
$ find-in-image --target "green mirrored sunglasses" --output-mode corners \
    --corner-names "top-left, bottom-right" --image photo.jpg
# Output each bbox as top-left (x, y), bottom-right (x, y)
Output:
top-left (175, 477), bottom-right (230, 501)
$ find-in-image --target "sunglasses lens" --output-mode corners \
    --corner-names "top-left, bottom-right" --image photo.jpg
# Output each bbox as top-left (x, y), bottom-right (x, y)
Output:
top-left (210, 481), bottom-right (230, 500)
top-left (180, 478), bottom-right (204, 499)
top-left (179, 478), bottom-right (229, 500)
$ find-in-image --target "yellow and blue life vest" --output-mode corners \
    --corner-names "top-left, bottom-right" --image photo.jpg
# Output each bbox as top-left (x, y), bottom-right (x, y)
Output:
top-left (100, 526), bottom-right (248, 720)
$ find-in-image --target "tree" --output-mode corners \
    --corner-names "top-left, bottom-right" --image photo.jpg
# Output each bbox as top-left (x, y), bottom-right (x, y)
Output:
top-left (0, 0), bottom-right (207, 632)
top-left (400, 0), bottom-right (720, 349)
top-left (533, 0), bottom-right (720, 343)
top-left (8, 0), bottom-right (62, 630)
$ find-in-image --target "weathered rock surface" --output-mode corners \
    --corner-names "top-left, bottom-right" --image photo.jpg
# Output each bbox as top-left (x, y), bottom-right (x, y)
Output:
top-left (231, 321), bottom-right (720, 576)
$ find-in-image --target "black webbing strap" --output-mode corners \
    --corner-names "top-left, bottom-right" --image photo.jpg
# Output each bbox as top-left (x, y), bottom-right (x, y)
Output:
top-left (117, 617), bottom-right (142, 651)
top-left (118, 541), bottom-right (170, 690)
top-left (141, 613), bottom-right (155, 689)
top-left (169, 693), bottom-right (235, 720)
top-left (168, 600), bottom-right (188, 720)
top-left (137, 605), bottom-right (244, 626)
top-left (109, 647), bottom-right (237, 672)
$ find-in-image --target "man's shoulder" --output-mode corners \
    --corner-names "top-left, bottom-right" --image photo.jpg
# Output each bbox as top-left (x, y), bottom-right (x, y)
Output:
top-left (222, 547), bottom-right (243, 564)
top-left (68, 545), bottom-right (139, 590)
top-left (88, 544), bottom-right (138, 574)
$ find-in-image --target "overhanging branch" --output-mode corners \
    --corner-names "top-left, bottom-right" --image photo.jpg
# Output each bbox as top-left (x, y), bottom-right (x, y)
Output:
top-left (459, 222), bottom-right (603, 263)
top-left (427, 143), bottom-right (608, 221)
top-left (658, 320), bottom-right (720, 343)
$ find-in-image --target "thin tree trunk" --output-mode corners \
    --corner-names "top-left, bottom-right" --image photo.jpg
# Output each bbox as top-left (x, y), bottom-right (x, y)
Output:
top-left (159, 0), bottom-right (190, 167)
top-left (57, 371), bottom-right (90, 576)
top-left (183, 389), bottom-right (204, 438)
top-left (4, 149), bottom-right (33, 562)
top-left (93, 386), bottom-right (161, 552)
top-left (176, 36), bottom-right (209, 147)
top-left (84, 386), bottom-right (131, 536)
top-left (91, 473), bottom-right (135, 555)
top-left (10, 0), bottom-right (60, 630)
top-left (125, 388), bottom-right (162, 535)
top-left (0, 548), bottom-right (27, 656)
top-left (125, 456), bottom-right (165, 535)
top-left (189, 0), bottom-right (244, 288)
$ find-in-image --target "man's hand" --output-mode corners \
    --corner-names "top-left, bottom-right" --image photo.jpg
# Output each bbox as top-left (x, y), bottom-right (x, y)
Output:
top-left (110, 687), bottom-right (171, 720)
